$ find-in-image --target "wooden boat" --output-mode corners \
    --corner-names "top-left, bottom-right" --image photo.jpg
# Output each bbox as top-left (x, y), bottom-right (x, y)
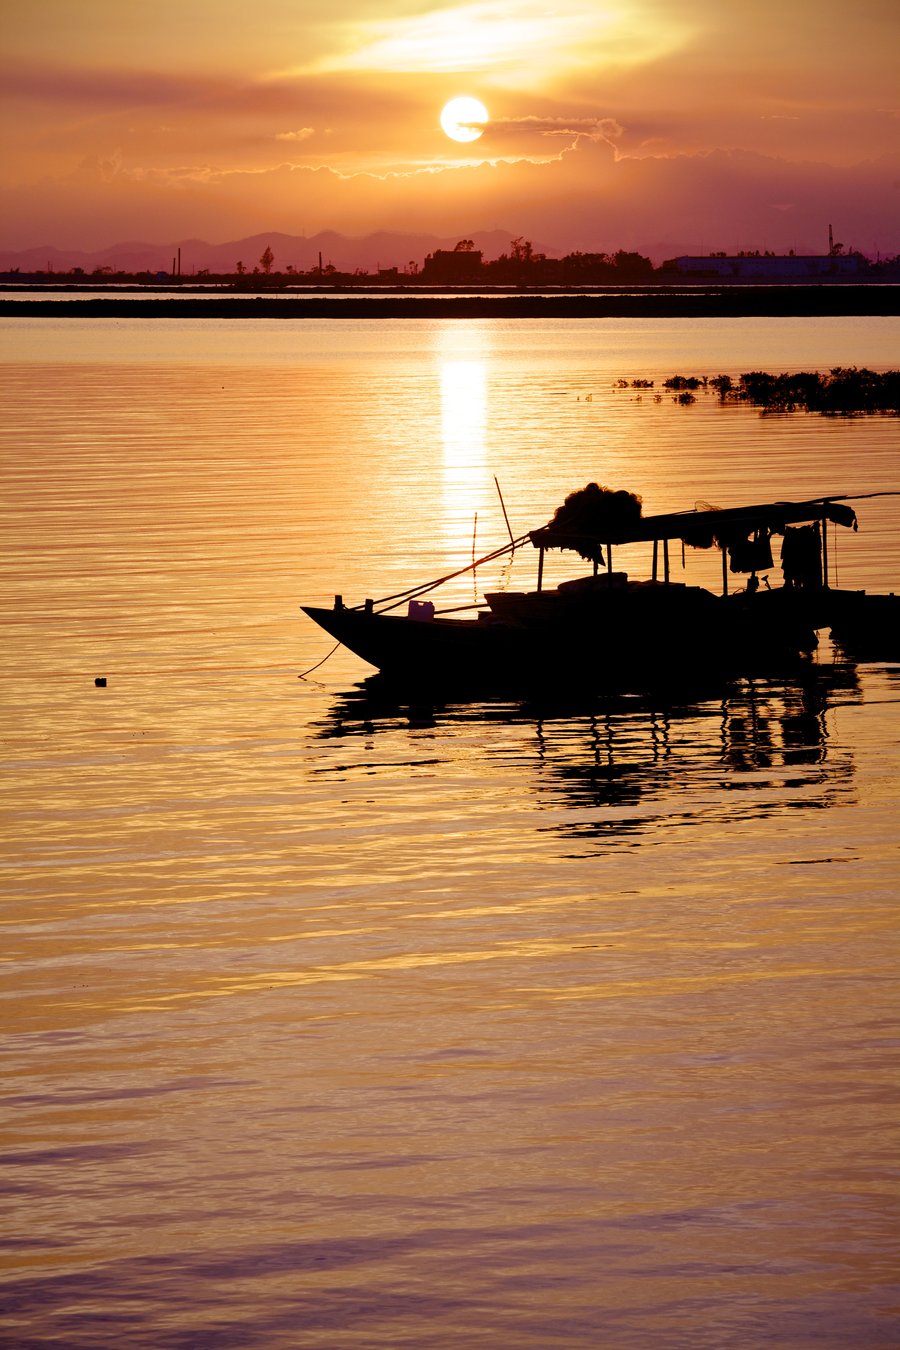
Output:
top-left (302, 487), bottom-right (898, 689)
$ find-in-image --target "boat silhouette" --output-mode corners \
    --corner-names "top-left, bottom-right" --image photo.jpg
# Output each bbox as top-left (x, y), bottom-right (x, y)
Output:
top-left (303, 487), bottom-right (898, 691)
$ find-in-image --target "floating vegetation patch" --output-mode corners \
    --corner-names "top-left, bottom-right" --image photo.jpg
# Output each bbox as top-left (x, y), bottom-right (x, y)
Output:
top-left (655, 368), bottom-right (900, 414)
top-left (663, 375), bottom-right (704, 391)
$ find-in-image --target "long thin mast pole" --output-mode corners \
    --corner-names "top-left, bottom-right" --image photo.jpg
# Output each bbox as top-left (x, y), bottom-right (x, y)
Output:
top-left (494, 477), bottom-right (515, 547)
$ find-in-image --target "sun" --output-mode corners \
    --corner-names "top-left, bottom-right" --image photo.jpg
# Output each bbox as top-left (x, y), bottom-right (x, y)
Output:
top-left (440, 96), bottom-right (488, 144)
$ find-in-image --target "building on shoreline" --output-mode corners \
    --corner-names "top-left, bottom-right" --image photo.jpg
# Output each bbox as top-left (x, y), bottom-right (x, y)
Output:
top-left (420, 247), bottom-right (485, 283)
top-left (668, 251), bottom-right (867, 281)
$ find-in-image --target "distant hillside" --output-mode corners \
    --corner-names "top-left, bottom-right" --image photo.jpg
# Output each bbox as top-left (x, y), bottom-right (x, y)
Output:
top-left (0, 229), bottom-right (545, 275)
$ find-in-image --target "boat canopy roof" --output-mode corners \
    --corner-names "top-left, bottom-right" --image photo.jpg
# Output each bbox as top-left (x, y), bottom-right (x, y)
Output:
top-left (530, 494), bottom-right (858, 554)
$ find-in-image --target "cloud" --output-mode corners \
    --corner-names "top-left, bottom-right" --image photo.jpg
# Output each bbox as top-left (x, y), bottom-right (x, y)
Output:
top-left (471, 117), bottom-right (625, 165)
top-left (490, 115), bottom-right (620, 135)
top-left (0, 61), bottom-right (195, 108)
top-left (487, 116), bottom-right (624, 147)
top-left (298, 0), bottom-right (686, 84)
top-left (311, 2), bottom-right (597, 75)
top-left (275, 128), bottom-right (315, 142)
top-left (5, 136), bottom-right (897, 262)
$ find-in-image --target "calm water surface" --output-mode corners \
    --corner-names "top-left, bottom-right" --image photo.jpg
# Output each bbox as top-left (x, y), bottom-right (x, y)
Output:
top-left (1, 316), bottom-right (899, 1348)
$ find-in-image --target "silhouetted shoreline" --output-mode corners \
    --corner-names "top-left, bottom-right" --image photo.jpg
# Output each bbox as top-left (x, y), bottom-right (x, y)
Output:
top-left (1, 285), bottom-right (898, 318)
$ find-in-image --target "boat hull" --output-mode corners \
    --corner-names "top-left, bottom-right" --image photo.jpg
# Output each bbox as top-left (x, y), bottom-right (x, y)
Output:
top-left (302, 584), bottom-right (833, 692)
top-left (828, 590), bottom-right (900, 661)
top-left (302, 606), bottom-right (529, 686)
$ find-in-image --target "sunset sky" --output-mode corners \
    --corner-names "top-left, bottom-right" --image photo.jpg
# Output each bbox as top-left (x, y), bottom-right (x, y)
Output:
top-left (3, 0), bottom-right (899, 259)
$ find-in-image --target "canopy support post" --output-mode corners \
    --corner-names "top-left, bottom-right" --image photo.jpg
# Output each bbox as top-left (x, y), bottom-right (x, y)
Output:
top-left (722, 547), bottom-right (728, 597)
top-left (537, 547), bottom-right (545, 593)
top-left (652, 538), bottom-right (658, 582)
top-left (821, 517), bottom-right (829, 588)
top-left (663, 538), bottom-right (670, 584)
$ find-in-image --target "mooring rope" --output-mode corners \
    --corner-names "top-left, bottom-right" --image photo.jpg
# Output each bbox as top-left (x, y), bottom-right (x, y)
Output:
top-left (297, 640), bottom-right (342, 679)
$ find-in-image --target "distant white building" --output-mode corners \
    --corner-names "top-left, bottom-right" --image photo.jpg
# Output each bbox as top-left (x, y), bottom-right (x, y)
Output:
top-left (670, 253), bottom-right (867, 280)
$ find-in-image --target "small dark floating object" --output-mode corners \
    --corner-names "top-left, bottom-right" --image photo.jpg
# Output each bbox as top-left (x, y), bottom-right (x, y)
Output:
top-left (94, 676), bottom-right (107, 687)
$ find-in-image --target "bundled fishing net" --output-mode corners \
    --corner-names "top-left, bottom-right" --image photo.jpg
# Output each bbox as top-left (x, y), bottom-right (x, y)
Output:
top-left (533, 483), bottom-right (643, 562)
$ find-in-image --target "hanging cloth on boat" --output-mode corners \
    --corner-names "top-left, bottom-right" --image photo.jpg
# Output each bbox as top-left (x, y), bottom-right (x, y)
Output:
top-left (780, 523), bottom-right (821, 588)
top-left (728, 530), bottom-right (774, 574)
top-left (826, 502), bottom-right (858, 530)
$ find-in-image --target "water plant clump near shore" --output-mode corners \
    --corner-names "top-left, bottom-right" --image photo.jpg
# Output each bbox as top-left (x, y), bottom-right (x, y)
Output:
top-left (659, 368), bottom-right (900, 414)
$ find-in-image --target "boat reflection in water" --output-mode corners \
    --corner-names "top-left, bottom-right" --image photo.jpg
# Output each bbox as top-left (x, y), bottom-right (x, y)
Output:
top-left (312, 657), bottom-right (862, 846)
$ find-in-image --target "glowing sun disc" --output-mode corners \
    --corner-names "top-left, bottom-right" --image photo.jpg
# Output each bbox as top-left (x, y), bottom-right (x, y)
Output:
top-left (441, 96), bottom-right (488, 143)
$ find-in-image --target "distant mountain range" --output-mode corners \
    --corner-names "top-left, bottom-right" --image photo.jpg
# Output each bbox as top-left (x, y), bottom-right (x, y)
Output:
top-left (0, 229), bottom-right (553, 275)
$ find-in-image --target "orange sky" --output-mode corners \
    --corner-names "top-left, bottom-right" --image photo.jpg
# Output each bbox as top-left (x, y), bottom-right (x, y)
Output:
top-left (3, 0), bottom-right (899, 257)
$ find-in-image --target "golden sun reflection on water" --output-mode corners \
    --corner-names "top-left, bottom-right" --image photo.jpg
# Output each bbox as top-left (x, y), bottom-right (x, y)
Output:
top-left (436, 319), bottom-right (495, 557)
top-left (440, 358), bottom-right (490, 549)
